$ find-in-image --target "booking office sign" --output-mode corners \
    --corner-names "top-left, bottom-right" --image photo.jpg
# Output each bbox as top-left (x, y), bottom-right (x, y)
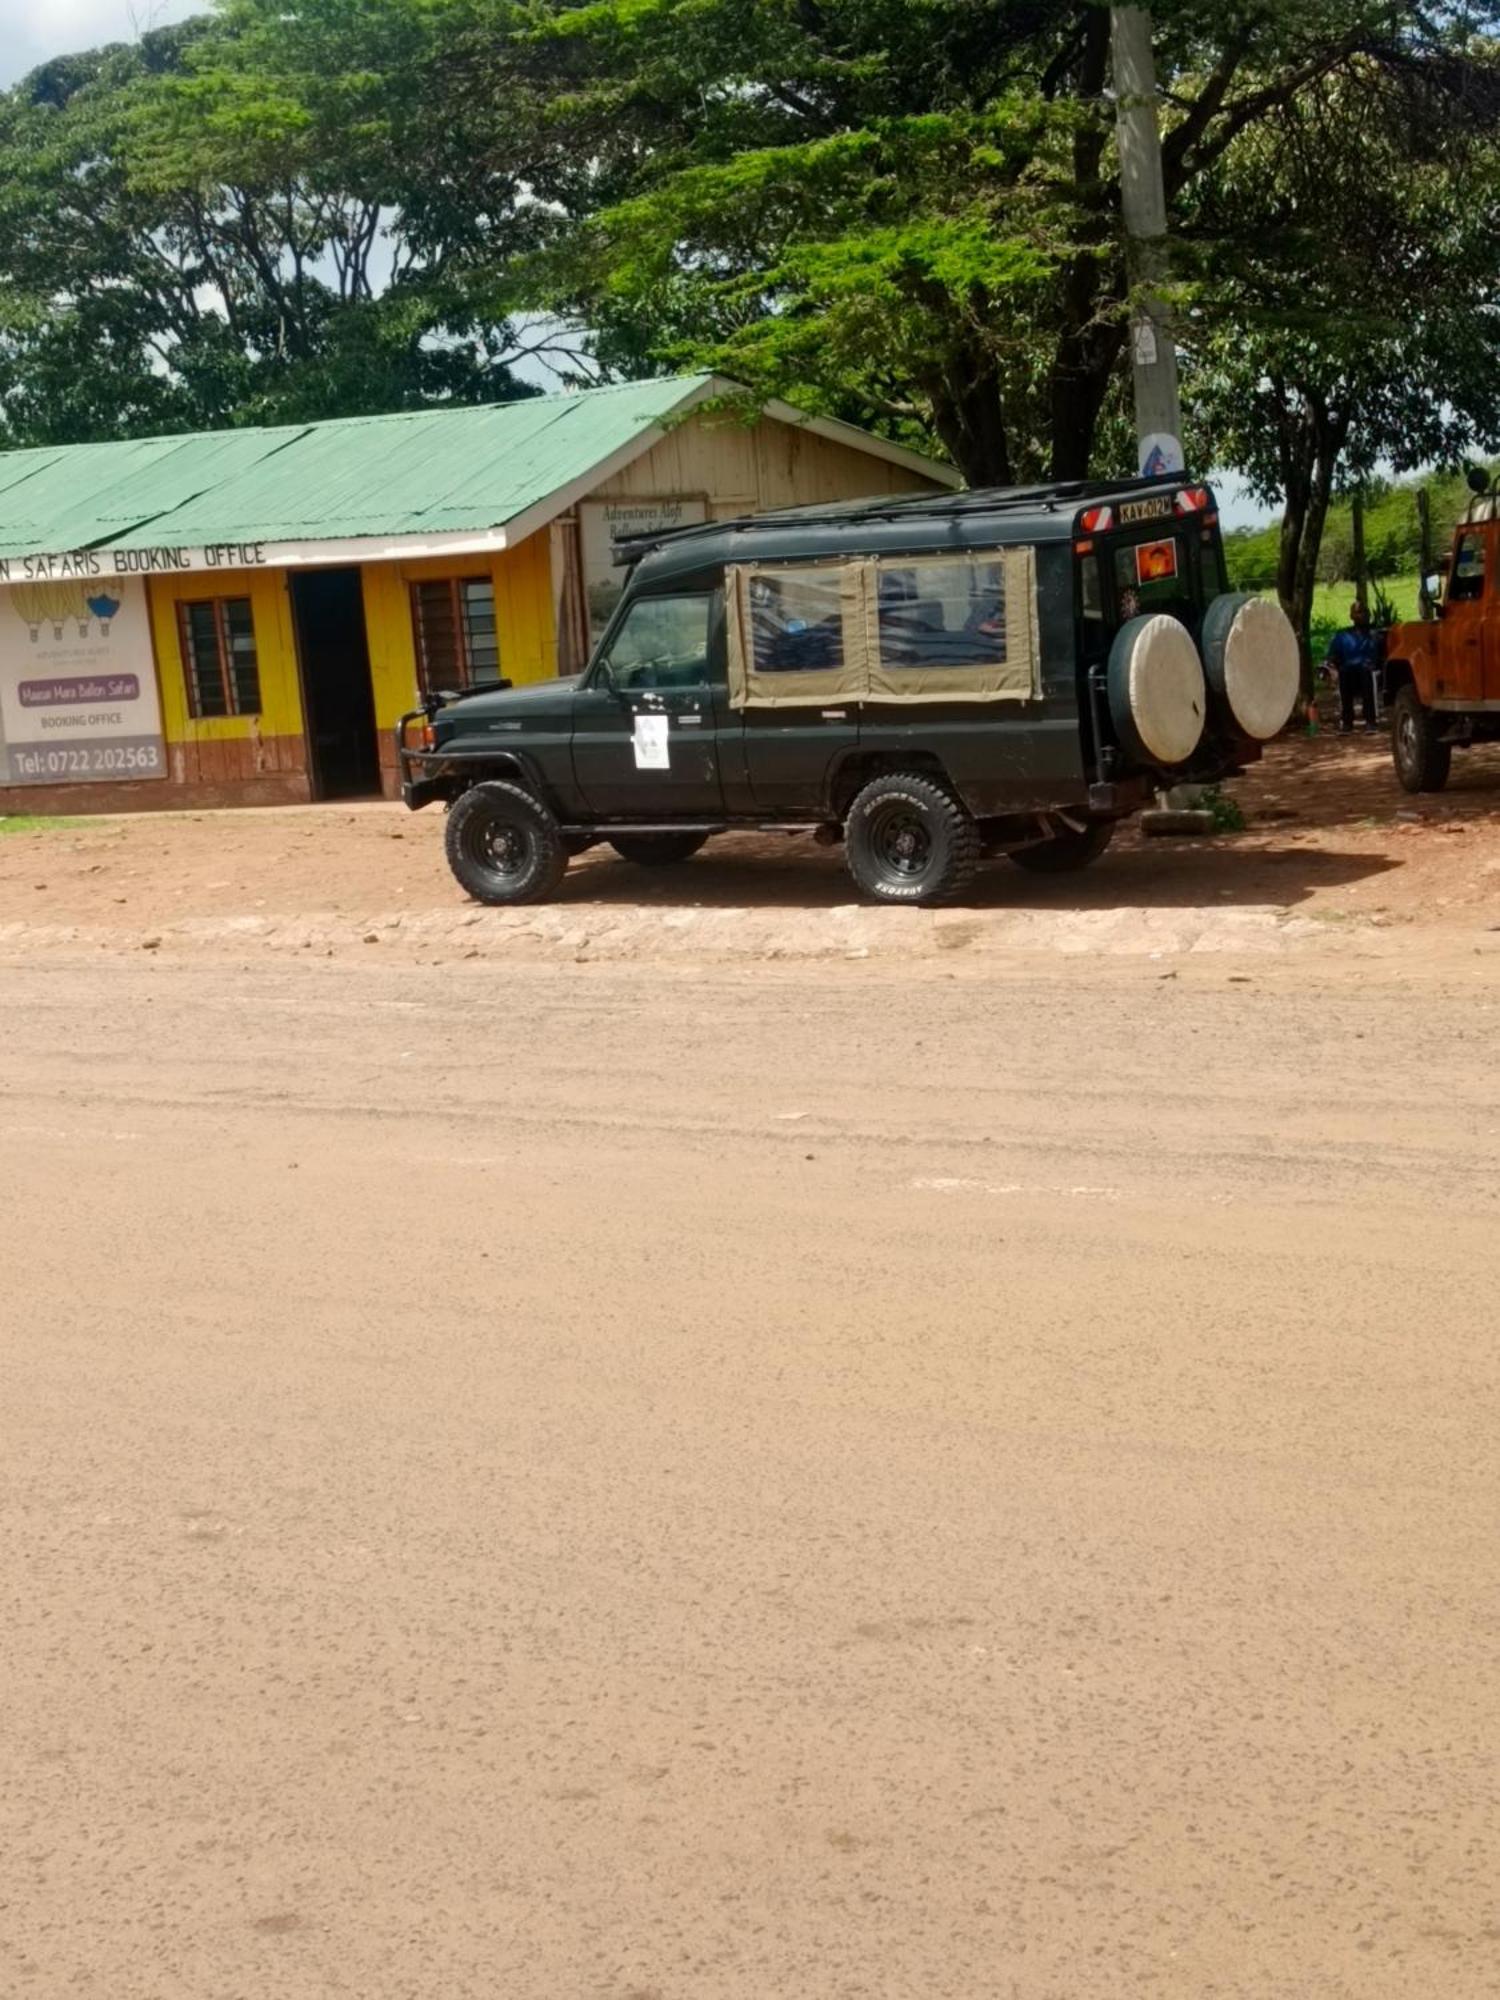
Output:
top-left (0, 573), bottom-right (166, 786)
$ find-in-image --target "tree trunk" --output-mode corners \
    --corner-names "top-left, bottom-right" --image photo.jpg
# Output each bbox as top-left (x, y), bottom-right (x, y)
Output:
top-left (1049, 321), bottom-right (1127, 481)
top-left (1275, 400), bottom-right (1345, 695)
top-left (1046, 7), bottom-right (1119, 482)
top-left (1352, 486), bottom-right (1367, 610)
top-left (926, 350), bottom-right (1012, 487)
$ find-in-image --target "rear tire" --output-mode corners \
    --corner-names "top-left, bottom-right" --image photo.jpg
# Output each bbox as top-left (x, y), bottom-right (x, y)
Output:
top-left (1010, 819), bottom-right (1115, 874)
top-left (609, 832), bottom-right (709, 866)
top-left (1391, 685), bottom-right (1451, 793)
top-left (844, 771), bottom-right (979, 906)
top-left (445, 780), bottom-right (568, 905)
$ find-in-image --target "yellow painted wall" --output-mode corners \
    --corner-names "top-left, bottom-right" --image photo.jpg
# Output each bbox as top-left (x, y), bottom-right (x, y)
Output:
top-left (148, 566), bottom-right (304, 745)
top-left (361, 533), bottom-right (556, 729)
top-left (147, 537), bottom-right (556, 756)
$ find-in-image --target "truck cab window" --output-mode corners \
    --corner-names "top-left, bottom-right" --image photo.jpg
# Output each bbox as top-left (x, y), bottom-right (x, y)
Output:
top-left (601, 592), bottom-right (716, 690)
top-left (1449, 532), bottom-right (1486, 604)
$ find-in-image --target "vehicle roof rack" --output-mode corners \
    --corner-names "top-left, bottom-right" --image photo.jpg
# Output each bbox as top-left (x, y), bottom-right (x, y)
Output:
top-left (611, 473), bottom-right (1182, 564)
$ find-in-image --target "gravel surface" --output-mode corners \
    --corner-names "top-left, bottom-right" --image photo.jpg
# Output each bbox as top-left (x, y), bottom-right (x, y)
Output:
top-left (2, 733), bottom-right (1500, 969)
top-left (4, 933), bottom-right (1500, 1998)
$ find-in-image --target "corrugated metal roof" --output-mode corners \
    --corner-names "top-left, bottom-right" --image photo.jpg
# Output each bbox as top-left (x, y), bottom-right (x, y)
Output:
top-left (0, 376), bottom-right (717, 560)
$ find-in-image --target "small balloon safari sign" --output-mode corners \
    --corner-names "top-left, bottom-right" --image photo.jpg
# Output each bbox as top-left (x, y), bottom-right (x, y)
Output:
top-left (0, 576), bottom-right (166, 786)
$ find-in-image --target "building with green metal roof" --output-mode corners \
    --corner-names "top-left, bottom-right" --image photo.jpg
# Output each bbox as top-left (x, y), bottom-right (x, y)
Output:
top-left (0, 375), bottom-right (953, 811)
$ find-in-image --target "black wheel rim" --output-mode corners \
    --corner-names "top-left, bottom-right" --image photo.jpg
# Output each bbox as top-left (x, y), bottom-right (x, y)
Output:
top-left (869, 801), bottom-right (933, 881)
top-left (465, 812), bottom-right (532, 880)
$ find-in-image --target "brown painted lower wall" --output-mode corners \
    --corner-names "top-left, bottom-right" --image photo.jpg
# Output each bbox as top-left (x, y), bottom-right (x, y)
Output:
top-left (377, 731), bottom-right (404, 800)
top-left (0, 734), bottom-right (310, 817)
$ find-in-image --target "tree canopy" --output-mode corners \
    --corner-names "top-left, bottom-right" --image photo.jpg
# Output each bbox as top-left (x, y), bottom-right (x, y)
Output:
top-left (516, 0), bottom-right (1500, 494)
top-left (1, 0), bottom-right (1499, 655)
top-left (0, 1), bottom-right (557, 444)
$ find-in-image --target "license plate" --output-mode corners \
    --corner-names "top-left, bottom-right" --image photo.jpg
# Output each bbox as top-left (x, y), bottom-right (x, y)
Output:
top-left (1118, 496), bottom-right (1173, 524)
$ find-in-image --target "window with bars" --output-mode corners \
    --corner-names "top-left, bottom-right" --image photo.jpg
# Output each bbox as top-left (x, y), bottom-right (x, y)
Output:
top-left (410, 577), bottom-right (501, 692)
top-left (178, 598), bottom-right (262, 718)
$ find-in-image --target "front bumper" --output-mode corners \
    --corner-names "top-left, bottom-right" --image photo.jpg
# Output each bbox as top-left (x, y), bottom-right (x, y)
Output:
top-left (396, 708), bottom-right (451, 810)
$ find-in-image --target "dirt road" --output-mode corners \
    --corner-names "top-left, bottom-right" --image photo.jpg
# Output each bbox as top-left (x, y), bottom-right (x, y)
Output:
top-left (4, 934), bottom-right (1499, 1999)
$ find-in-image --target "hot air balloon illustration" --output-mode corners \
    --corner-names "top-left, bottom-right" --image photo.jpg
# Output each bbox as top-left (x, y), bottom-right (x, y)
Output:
top-left (38, 579), bottom-right (87, 639)
top-left (10, 582), bottom-right (49, 641)
top-left (86, 591), bottom-right (122, 636)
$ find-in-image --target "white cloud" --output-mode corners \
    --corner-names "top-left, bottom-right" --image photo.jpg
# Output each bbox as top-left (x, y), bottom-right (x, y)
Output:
top-left (0, 0), bottom-right (202, 88)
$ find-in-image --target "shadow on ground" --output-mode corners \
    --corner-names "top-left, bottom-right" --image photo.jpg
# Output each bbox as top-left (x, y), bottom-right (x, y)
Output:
top-left (558, 834), bottom-right (1399, 913)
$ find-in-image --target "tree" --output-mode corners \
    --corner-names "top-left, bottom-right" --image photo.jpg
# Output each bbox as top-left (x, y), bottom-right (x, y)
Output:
top-left (1185, 49), bottom-right (1500, 678)
top-left (509, 0), bottom-right (1498, 486)
top-left (0, 1), bottom-right (565, 446)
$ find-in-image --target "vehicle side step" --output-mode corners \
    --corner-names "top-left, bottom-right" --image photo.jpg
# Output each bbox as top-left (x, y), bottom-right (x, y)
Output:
top-left (558, 822), bottom-right (730, 836)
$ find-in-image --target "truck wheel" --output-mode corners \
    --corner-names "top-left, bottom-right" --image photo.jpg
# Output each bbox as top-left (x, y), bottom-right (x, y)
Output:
top-left (445, 780), bottom-right (568, 904)
top-left (1391, 686), bottom-right (1452, 794)
top-left (609, 832), bottom-right (709, 866)
top-left (1010, 819), bottom-right (1115, 874)
top-left (844, 771), bottom-right (979, 905)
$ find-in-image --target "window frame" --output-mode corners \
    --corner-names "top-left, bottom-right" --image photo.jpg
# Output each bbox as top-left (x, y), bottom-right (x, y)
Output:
top-left (1448, 530), bottom-right (1487, 605)
top-left (726, 549), bottom-right (1040, 709)
top-left (177, 595), bottom-right (262, 720)
top-left (591, 587), bottom-right (720, 692)
top-left (871, 550), bottom-right (1010, 681)
top-left (409, 574), bottom-right (501, 694)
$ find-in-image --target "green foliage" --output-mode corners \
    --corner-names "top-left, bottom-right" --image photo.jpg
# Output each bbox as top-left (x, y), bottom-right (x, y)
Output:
top-left (1184, 44), bottom-right (1500, 677)
top-left (519, 0), bottom-right (1500, 486)
top-left (0, 0), bottom-right (1497, 521)
top-left (0, 0), bottom-right (552, 444)
top-left (1224, 466), bottom-right (1498, 596)
top-left (1197, 785), bottom-right (1246, 834)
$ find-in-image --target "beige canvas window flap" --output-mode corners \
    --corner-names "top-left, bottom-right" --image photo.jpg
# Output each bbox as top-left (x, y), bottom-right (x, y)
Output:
top-left (727, 561), bottom-right (869, 709)
top-left (728, 546), bottom-right (1039, 708)
top-left (866, 548), bottom-right (1038, 704)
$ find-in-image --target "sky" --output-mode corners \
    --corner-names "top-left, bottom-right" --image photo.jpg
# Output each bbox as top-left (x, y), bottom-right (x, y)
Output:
top-left (0, 0), bottom-right (1278, 525)
top-left (0, 0), bottom-right (199, 87)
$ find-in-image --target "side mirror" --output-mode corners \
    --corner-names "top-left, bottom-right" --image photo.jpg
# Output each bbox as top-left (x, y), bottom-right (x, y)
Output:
top-left (1424, 574), bottom-right (1443, 603)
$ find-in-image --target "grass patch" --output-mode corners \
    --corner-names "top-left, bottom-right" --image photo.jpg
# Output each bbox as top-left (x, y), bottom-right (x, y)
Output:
top-left (1309, 575), bottom-right (1422, 664)
top-left (0, 815), bottom-right (82, 836)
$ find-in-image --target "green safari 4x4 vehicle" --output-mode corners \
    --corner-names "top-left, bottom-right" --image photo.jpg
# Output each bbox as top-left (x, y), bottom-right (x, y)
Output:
top-left (398, 476), bottom-right (1300, 906)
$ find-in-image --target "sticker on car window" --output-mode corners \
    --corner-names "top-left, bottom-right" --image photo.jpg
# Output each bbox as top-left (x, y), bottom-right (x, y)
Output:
top-left (1135, 539), bottom-right (1179, 584)
top-left (632, 713), bottom-right (670, 770)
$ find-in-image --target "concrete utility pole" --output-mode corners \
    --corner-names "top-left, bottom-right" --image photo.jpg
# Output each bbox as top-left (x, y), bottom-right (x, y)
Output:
top-left (1111, 7), bottom-right (1184, 478)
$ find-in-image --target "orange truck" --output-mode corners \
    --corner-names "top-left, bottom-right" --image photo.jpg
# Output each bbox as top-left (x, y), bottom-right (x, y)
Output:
top-left (1384, 473), bottom-right (1500, 792)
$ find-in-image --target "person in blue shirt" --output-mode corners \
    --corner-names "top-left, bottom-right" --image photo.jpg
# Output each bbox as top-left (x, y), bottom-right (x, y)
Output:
top-left (1325, 601), bottom-right (1382, 733)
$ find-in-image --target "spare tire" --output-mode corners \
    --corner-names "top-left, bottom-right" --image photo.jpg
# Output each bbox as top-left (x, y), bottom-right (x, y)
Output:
top-left (1200, 592), bottom-right (1300, 741)
top-left (1106, 614), bottom-right (1207, 768)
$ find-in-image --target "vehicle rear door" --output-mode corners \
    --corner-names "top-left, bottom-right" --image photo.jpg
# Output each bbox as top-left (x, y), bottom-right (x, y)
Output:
top-left (570, 589), bottom-right (726, 817)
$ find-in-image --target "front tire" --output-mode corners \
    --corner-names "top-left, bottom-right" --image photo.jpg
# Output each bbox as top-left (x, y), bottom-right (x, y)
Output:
top-left (609, 832), bottom-right (709, 866)
top-left (1010, 819), bottom-right (1115, 874)
top-left (1391, 685), bottom-right (1451, 794)
top-left (445, 780), bottom-right (568, 905)
top-left (844, 771), bottom-right (979, 905)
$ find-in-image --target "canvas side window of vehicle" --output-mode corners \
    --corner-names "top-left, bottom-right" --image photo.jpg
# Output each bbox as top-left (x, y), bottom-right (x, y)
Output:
top-left (727, 549), bottom-right (1039, 709)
